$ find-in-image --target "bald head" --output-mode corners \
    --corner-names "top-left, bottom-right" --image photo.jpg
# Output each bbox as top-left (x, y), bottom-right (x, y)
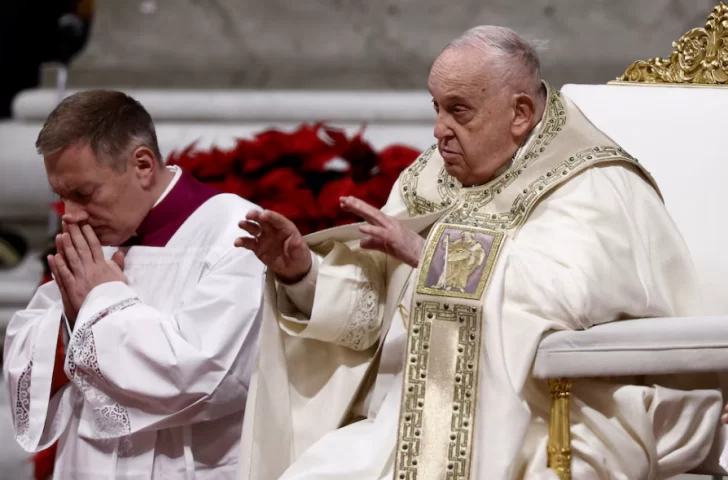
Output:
top-left (428, 26), bottom-right (546, 186)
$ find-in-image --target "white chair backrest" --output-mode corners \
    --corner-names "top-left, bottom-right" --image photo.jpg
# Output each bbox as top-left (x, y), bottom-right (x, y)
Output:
top-left (562, 84), bottom-right (728, 314)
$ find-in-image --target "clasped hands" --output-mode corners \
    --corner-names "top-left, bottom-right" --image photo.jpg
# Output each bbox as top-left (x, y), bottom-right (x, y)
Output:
top-left (48, 221), bottom-right (126, 324)
top-left (236, 196), bottom-right (424, 283)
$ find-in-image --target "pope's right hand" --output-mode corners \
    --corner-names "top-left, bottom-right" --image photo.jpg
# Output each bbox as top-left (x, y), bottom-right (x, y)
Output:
top-left (235, 210), bottom-right (312, 284)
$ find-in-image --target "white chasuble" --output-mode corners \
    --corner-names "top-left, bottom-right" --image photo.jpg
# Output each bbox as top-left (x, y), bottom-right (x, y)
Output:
top-left (4, 172), bottom-right (264, 479)
top-left (239, 84), bottom-right (722, 480)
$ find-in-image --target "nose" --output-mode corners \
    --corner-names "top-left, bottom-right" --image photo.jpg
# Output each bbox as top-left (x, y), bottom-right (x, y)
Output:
top-left (62, 200), bottom-right (89, 223)
top-left (433, 112), bottom-right (453, 141)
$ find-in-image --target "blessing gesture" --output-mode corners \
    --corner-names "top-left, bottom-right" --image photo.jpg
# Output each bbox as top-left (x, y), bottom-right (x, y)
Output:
top-left (340, 196), bottom-right (423, 268)
top-left (235, 197), bottom-right (423, 284)
top-left (236, 210), bottom-right (313, 284)
top-left (48, 222), bottom-right (126, 323)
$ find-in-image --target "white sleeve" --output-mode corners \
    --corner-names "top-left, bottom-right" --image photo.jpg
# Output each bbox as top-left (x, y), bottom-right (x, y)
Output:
top-left (3, 281), bottom-right (76, 452)
top-left (64, 247), bottom-right (264, 439)
top-left (277, 251), bottom-right (320, 317)
top-left (275, 177), bottom-right (409, 350)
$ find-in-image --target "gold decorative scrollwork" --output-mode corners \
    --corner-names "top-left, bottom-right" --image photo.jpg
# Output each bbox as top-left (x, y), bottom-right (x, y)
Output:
top-left (615, 2), bottom-right (728, 85)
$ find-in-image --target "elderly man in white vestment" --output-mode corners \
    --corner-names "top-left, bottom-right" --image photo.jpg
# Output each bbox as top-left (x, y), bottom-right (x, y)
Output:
top-left (3, 91), bottom-right (264, 478)
top-left (237, 26), bottom-right (722, 480)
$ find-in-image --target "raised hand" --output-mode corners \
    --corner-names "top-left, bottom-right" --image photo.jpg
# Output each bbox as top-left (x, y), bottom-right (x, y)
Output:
top-left (235, 210), bottom-right (312, 283)
top-left (340, 196), bottom-right (424, 268)
top-left (48, 222), bottom-right (126, 323)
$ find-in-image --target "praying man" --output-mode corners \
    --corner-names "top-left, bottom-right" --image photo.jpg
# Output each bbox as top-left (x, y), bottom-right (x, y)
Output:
top-left (4, 90), bottom-right (264, 479)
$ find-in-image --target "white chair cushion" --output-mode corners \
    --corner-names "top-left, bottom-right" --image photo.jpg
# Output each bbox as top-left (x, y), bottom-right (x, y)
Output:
top-left (532, 317), bottom-right (728, 378)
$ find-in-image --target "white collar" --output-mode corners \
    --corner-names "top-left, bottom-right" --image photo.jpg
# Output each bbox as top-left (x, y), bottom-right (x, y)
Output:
top-left (153, 166), bottom-right (183, 208)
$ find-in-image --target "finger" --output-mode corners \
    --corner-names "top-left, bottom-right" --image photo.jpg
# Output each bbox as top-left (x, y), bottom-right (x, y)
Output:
top-left (62, 213), bottom-right (86, 225)
top-left (722, 413), bottom-right (728, 424)
top-left (111, 250), bottom-right (125, 270)
top-left (48, 255), bottom-right (62, 286)
top-left (340, 196), bottom-right (388, 227)
top-left (258, 210), bottom-right (297, 233)
top-left (283, 234), bottom-right (304, 259)
top-left (359, 224), bottom-right (390, 242)
top-left (245, 209), bottom-right (263, 222)
top-left (67, 223), bottom-right (93, 263)
top-left (234, 236), bottom-right (259, 252)
top-left (53, 253), bottom-right (76, 291)
top-left (60, 233), bottom-right (84, 275)
top-left (55, 234), bottom-right (77, 273)
top-left (81, 224), bottom-right (104, 262)
top-left (360, 235), bottom-right (388, 252)
top-left (49, 255), bottom-right (70, 299)
top-left (238, 221), bottom-right (262, 237)
top-left (61, 221), bottom-right (69, 234)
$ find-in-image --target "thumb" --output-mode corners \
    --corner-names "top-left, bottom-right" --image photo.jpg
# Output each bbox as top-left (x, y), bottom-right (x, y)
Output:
top-left (283, 234), bottom-right (302, 259)
top-left (111, 250), bottom-right (125, 271)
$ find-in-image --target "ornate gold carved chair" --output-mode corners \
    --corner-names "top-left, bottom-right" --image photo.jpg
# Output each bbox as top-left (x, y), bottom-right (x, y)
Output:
top-left (534, 3), bottom-right (728, 479)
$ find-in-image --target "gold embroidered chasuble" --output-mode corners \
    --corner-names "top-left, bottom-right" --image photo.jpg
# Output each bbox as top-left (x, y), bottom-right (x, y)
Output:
top-left (393, 83), bottom-right (657, 479)
top-left (239, 83), bottom-right (706, 480)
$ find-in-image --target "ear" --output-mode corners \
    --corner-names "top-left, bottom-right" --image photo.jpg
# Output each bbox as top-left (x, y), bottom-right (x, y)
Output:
top-left (510, 93), bottom-right (537, 138)
top-left (130, 146), bottom-right (159, 189)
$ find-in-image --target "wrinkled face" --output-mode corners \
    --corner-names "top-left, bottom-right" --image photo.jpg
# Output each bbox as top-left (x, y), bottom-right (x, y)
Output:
top-left (44, 143), bottom-right (154, 246)
top-left (428, 46), bottom-right (535, 186)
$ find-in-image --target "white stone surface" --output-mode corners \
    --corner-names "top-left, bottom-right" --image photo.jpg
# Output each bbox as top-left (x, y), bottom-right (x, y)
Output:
top-left (61, 0), bottom-right (722, 89)
top-left (12, 89), bottom-right (434, 123)
top-left (2, 89), bottom-right (439, 221)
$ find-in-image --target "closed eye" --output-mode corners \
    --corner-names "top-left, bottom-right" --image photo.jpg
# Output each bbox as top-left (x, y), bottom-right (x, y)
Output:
top-left (73, 188), bottom-right (96, 201)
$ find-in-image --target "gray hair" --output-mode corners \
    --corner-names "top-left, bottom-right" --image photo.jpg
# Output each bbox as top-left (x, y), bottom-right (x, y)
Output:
top-left (446, 26), bottom-right (545, 96)
top-left (36, 90), bottom-right (163, 171)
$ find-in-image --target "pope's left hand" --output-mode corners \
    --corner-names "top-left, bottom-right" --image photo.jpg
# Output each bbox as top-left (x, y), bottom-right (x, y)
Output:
top-left (340, 196), bottom-right (424, 268)
top-left (49, 222), bottom-right (126, 323)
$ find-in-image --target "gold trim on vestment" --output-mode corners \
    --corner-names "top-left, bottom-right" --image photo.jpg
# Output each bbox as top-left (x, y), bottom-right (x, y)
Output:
top-left (392, 81), bottom-right (663, 480)
top-left (444, 145), bottom-right (657, 231)
top-left (394, 225), bottom-right (504, 480)
top-left (400, 84), bottom-right (658, 231)
top-left (400, 85), bottom-right (568, 219)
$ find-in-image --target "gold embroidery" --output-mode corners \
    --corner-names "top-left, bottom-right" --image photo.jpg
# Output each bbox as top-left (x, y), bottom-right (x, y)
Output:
top-left (433, 232), bottom-right (486, 292)
top-left (416, 224), bottom-right (504, 301)
top-left (396, 225), bottom-right (503, 480)
top-left (399, 303), bottom-right (409, 329)
top-left (395, 300), bottom-right (483, 480)
top-left (444, 145), bottom-right (649, 231)
top-left (399, 84), bottom-right (567, 218)
top-left (394, 83), bottom-right (659, 480)
top-left (400, 145), bottom-right (457, 216)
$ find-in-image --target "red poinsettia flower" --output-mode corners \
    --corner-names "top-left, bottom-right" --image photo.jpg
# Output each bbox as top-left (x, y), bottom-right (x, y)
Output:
top-left (164, 122), bottom-right (421, 234)
top-left (377, 145), bottom-right (421, 175)
top-left (52, 200), bottom-right (65, 216)
top-left (317, 177), bottom-right (356, 221)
